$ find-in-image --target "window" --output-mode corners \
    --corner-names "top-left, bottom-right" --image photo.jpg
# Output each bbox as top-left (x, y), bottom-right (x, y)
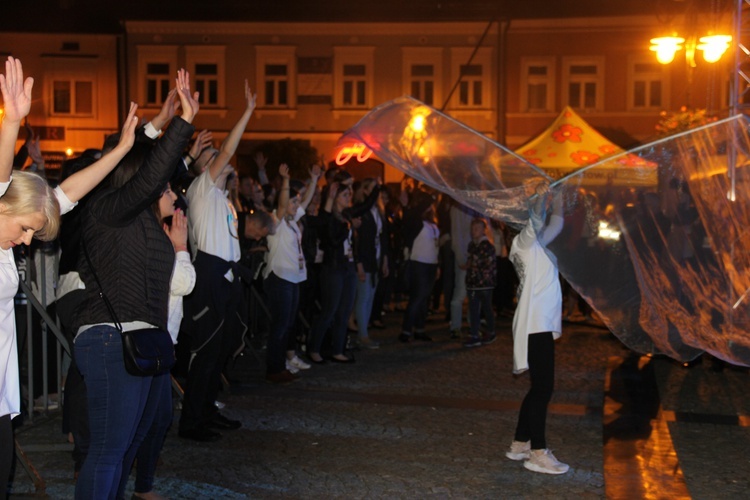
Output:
top-left (137, 45), bottom-right (178, 108)
top-left (520, 58), bottom-right (556, 112)
top-left (450, 47), bottom-right (492, 109)
top-left (628, 58), bottom-right (667, 110)
top-left (186, 46), bottom-right (226, 108)
top-left (563, 57), bottom-right (604, 111)
top-left (51, 79), bottom-right (93, 116)
top-left (402, 47), bottom-right (443, 107)
top-left (256, 46), bottom-right (296, 109)
top-left (334, 47), bottom-right (375, 110)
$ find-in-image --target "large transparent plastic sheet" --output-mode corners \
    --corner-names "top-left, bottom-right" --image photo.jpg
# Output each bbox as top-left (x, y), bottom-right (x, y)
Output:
top-left (342, 96), bottom-right (750, 366)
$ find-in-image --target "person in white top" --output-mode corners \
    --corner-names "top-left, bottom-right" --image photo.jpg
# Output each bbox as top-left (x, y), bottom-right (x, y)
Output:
top-left (505, 180), bottom-right (569, 475)
top-left (263, 164), bottom-right (320, 383)
top-left (0, 56), bottom-right (141, 493)
top-left (180, 80), bottom-right (258, 442)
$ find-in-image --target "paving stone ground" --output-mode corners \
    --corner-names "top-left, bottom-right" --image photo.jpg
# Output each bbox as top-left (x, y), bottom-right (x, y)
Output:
top-left (8, 312), bottom-right (750, 498)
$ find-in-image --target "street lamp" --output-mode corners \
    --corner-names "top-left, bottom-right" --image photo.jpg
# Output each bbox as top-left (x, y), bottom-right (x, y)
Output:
top-left (650, 32), bottom-right (732, 65)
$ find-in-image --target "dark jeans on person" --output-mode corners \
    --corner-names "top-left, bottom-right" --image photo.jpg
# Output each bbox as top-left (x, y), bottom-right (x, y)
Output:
top-left (74, 326), bottom-right (153, 500)
top-left (264, 272), bottom-right (300, 374)
top-left (468, 288), bottom-right (495, 339)
top-left (309, 262), bottom-right (357, 356)
top-left (116, 371), bottom-right (173, 497)
top-left (514, 332), bottom-right (555, 450)
top-left (401, 261), bottom-right (437, 334)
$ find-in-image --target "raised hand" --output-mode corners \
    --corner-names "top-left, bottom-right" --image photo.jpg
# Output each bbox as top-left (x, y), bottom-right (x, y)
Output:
top-left (244, 79), bottom-right (257, 114)
top-left (309, 164), bottom-right (322, 179)
top-left (254, 151), bottom-right (268, 171)
top-left (189, 129), bottom-right (213, 159)
top-left (152, 88), bottom-right (179, 130)
top-left (279, 163), bottom-right (290, 179)
top-left (175, 69), bottom-right (200, 123)
top-left (113, 102), bottom-right (139, 154)
top-left (0, 57), bottom-right (34, 124)
top-left (27, 136), bottom-right (43, 168)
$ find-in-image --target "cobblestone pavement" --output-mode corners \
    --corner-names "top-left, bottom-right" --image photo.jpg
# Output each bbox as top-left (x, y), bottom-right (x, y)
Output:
top-left (9, 312), bottom-right (750, 498)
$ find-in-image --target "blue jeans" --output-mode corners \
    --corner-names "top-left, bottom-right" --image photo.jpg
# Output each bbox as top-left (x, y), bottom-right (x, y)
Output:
top-left (468, 289), bottom-right (495, 339)
top-left (310, 262), bottom-right (357, 356)
top-left (115, 371), bottom-right (173, 497)
top-left (74, 326), bottom-right (153, 500)
top-left (355, 272), bottom-right (377, 340)
top-left (402, 261), bottom-right (437, 334)
top-left (264, 272), bottom-right (300, 374)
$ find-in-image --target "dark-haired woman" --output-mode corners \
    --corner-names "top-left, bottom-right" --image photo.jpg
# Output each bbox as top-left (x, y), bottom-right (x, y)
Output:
top-left (72, 70), bottom-right (198, 499)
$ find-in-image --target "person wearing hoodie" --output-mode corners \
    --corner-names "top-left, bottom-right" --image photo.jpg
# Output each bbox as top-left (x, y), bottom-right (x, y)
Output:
top-left (462, 218), bottom-right (497, 348)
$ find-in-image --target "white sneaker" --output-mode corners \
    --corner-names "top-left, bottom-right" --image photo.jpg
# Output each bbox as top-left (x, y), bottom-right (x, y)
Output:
top-left (288, 355), bottom-right (311, 370)
top-left (285, 361), bottom-right (300, 374)
top-left (505, 440), bottom-right (531, 461)
top-left (523, 449), bottom-right (569, 475)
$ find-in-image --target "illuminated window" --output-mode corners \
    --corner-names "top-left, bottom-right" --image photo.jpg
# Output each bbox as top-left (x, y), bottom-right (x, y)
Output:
top-left (402, 47), bottom-right (443, 107)
top-left (334, 46), bottom-right (374, 109)
top-left (628, 58), bottom-right (667, 110)
top-left (521, 57), bottom-right (556, 112)
top-left (137, 45), bottom-right (178, 108)
top-left (450, 47), bottom-right (492, 109)
top-left (186, 46), bottom-right (225, 108)
top-left (563, 57), bottom-right (604, 111)
top-left (256, 46), bottom-right (296, 109)
top-left (51, 79), bottom-right (94, 116)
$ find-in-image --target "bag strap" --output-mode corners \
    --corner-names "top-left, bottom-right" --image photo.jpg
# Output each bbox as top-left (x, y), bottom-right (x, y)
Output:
top-left (81, 237), bottom-right (123, 332)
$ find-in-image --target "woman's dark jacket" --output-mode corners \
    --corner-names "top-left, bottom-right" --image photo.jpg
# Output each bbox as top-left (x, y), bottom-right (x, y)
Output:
top-left (317, 186), bottom-right (380, 269)
top-left (355, 203), bottom-right (389, 274)
top-left (73, 117), bottom-right (194, 332)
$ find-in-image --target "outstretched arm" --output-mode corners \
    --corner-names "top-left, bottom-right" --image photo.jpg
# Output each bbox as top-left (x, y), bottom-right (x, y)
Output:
top-left (148, 88), bottom-right (179, 134)
top-left (0, 57), bottom-right (33, 183)
top-left (209, 80), bottom-right (257, 181)
top-left (300, 164), bottom-right (322, 210)
top-left (276, 163), bottom-right (290, 216)
top-left (59, 102), bottom-right (139, 203)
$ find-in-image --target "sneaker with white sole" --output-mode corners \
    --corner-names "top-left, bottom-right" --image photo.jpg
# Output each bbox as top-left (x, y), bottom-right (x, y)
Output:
top-left (505, 440), bottom-right (531, 461)
top-left (285, 361), bottom-right (300, 374)
top-left (523, 449), bottom-right (569, 474)
top-left (288, 355), bottom-right (311, 370)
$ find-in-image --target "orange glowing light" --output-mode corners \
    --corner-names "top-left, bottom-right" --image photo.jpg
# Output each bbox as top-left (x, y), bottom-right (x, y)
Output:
top-left (335, 143), bottom-right (373, 166)
top-left (65, 148), bottom-right (74, 157)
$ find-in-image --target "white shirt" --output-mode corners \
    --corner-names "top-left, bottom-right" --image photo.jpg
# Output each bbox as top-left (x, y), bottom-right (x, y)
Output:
top-left (263, 207), bottom-right (307, 283)
top-left (372, 205), bottom-right (383, 261)
top-left (186, 169), bottom-right (241, 270)
top-left (509, 208), bottom-right (563, 374)
top-left (410, 221), bottom-right (439, 264)
top-left (0, 181), bottom-right (75, 419)
top-left (167, 251), bottom-right (196, 343)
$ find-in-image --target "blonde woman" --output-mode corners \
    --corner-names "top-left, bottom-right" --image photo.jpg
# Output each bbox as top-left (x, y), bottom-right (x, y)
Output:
top-left (0, 56), bottom-right (138, 495)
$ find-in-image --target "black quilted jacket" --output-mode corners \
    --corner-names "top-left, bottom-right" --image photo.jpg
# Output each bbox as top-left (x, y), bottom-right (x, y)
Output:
top-left (73, 117), bottom-right (194, 333)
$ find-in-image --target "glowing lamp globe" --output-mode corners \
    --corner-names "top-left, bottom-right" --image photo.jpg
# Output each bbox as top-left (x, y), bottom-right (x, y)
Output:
top-left (650, 36), bottom-right (685, 64)
top-left (698, 35), bottom-right (732, 63)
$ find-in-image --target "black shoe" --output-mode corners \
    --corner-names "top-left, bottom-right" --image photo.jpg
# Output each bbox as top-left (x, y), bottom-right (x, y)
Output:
top-left (178, 428), bottom-right (222, 442)
top-left (414, 332), bottom-right (433, 341)
top-left (266, 370), bottom-right (300, 383)
top-left (330, 354), bottom-right (355, 364)
top-left (209, 413), bottom-right (242, 430)
top-left (398, 333), bottom-right (412, 343)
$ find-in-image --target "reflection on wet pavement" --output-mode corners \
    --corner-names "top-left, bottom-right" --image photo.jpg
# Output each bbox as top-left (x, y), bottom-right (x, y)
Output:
top-left (604, 355), bottom-right (690, 499)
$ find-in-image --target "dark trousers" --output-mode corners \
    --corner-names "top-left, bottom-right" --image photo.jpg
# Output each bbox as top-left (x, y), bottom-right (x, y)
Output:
top-left (179, 284), bottom-right (243, 432)
top-left (310, 262), bottom-right (357, 356)
top-left (0, 415), bottom-right (11, 500)
top-left (514, 332), bottom-right (555, 450)
top-left (401, 261), bottom-right (437, 333)
top-left (468, 289), bottom-right (495, 339)
top-left (264, 273), bottom-right (300, 374)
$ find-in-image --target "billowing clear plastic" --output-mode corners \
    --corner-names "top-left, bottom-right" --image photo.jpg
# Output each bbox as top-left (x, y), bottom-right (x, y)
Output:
top-left (342, 96), bottom-right (750, 366)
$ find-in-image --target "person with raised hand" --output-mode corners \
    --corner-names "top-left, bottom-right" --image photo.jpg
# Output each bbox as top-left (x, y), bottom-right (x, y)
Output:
top-left (72, 68), bottom-right (198, 499)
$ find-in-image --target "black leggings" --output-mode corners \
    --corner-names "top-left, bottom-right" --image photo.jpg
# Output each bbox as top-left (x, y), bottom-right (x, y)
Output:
top-left (514, 332), bottom-right (555, 450)
top-left (0, 414), bottom-right (11, 500)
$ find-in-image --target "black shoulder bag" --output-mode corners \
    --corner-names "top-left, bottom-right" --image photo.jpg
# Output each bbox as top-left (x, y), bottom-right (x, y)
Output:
top-left (82, 239), bottom-right (175, 376)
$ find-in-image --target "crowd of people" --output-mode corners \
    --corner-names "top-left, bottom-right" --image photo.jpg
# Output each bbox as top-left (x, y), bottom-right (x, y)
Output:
top-left (0, 55), bottom-right (579, 499)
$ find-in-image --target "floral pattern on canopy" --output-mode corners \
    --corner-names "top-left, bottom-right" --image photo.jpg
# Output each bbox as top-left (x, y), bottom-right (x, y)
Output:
top-left (341, 96), bottom-right (750, 366)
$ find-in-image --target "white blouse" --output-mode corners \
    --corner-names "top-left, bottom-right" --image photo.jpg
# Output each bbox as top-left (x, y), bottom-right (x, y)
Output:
top-left (0, 181), bottom-right (75, 418)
